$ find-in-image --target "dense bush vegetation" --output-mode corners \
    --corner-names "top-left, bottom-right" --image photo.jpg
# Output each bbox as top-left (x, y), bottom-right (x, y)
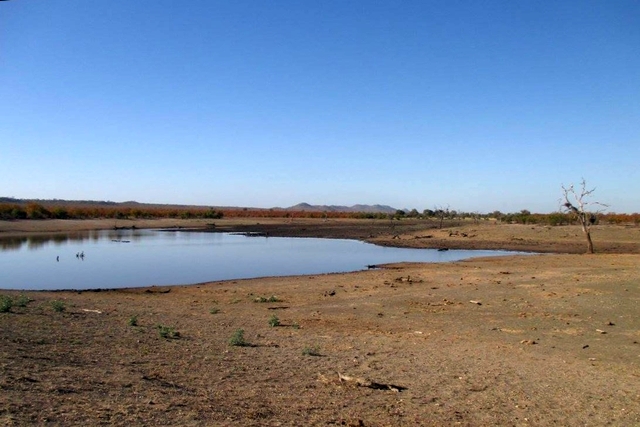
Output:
top-left (489, 210), bottom-right (640, 226)
top-left (0, 202), bottom-right (226, 221)
top-left (0, 199), bottom-right (638, 225)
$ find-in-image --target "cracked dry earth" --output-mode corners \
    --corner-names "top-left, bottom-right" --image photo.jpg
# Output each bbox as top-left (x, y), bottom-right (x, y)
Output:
top-left (2, 249), bottom-right (640, 426)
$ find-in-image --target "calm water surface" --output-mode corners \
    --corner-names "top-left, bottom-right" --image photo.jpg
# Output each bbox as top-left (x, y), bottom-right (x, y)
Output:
top-left (1, 230), bottom-right (524, 290)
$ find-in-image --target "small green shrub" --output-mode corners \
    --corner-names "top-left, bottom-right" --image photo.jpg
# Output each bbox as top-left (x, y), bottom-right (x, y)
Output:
top-left (0, 295), bottom-right (13, 313)
top-left (268, 314), bottom-right (280, 327)
top-left (254, 295), bottom-right (280, 303)
top-left (15, 295), bottom-right (31, 307)
top-left (302, 346), bottom-right (321, 356)
top-left (210, 307), bottom-right (221, 314)
top-left (128, 315), bottom-right (138, 326)
top-left (51, 300), bottom-right (66, 312)
top-left (157, 325), bottom-right (180, 339)
top-left (291, 322), bottom-right (300, 330)
top-left (229, 328), bottom-right (247, 346)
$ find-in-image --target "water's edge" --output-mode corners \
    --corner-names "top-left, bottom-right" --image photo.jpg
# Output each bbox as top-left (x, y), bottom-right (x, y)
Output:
top-left (0, 230), bottom-right (532, 291)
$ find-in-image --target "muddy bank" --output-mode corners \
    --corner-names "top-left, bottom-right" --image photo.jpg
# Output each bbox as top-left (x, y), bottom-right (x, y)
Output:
top-left (213, 220), bottom-right (640, 254)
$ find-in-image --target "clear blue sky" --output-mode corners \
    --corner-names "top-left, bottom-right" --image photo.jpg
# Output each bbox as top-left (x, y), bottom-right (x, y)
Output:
top-left (1, 1), bottom-right (638, 213)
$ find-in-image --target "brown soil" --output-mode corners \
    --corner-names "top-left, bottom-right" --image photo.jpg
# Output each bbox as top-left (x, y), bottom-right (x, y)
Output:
top-left (1, 219), bottom-right (640, 426)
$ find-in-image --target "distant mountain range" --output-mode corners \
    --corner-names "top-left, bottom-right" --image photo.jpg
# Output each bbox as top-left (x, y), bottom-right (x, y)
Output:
top-left (285, 203), bottom-right (397, 214)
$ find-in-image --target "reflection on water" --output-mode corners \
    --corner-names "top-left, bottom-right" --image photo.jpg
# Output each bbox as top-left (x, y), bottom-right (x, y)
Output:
top-left (0, 230), bottom-right (526, 291)
top-left (0, 230), bottom-right (148, 251)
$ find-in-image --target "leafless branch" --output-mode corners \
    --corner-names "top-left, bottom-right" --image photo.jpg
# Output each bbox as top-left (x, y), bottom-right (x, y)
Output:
top-left (560, 178), bottom-right (609, 254)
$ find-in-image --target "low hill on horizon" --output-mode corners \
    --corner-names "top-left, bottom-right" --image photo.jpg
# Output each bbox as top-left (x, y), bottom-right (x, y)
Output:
top-left (286, 202), bottom-right (397, 214)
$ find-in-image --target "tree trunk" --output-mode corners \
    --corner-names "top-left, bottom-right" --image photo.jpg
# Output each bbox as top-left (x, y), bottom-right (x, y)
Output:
top-left (585, 231), bottom-right (594, 254)
top-left (580, 222), bottom-right (594, 254)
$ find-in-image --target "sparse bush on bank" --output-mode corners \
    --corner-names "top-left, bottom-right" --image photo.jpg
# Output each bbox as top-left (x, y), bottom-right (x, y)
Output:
top-left (157, 325), bottom-right (180, 339)
top-left (50, 300), bottom-right (66, 312)
top-left (254, 295), bottom-right (280, 303)
top-left (229, 329), bottom-right (247, 346)
top-left (0, 295), bottom-right (13, 313)
top-left (14, 295), bottom-right (31, 307)
top-left (302, 346), bottom-right (321, 356)
top-left (0, 295), bottom-right (32, 313)
top-left (268, 314), bottom-right (280, 327)
top-left (128, 315), bottom-right (139, 326)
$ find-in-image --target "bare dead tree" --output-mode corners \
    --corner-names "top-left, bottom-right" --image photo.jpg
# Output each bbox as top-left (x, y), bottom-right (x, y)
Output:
top-left (434, 204), bottom-right (450, 229)
top-left (561, 179), bottom-right (608, 254)
top-left (472, 211), bottom-right (481, 225)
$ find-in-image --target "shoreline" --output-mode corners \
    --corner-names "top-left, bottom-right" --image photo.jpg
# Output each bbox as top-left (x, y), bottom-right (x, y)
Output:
top-left (1, 217), bottom-right (638, 255)
top-left (1, 223), bottom-right (537, 293)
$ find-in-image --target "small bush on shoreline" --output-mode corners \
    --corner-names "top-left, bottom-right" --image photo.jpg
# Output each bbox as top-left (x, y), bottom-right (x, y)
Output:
top-left (128, 315), bottom-right (138, 326)
top-left (157, 325), bottom-right (180, 339)
top-left (15, 295), bottom-right (31, 307)
top-left (0, 295), bottom-right (13, 313)
top-left (254, 295), bottom-right (280, 303)
top-left (268, 314), bottom-right (280, 327)
top-left (229, 329), bottom-right (247, 346)
top-left (51, 300), bottom-right (66, 312)
top-left (302, 346), bottom-right (321, 356)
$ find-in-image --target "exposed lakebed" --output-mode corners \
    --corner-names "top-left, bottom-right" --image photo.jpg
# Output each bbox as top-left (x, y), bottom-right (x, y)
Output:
top-left (0, 229), bottom-right (525, 290)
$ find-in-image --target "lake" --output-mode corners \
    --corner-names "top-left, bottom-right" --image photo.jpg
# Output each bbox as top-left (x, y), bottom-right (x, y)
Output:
top-left (0, 230), bottom-right (524, 290)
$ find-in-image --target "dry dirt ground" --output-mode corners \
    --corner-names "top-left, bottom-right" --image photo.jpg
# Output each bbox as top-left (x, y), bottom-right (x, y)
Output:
top-left (1, 219), bottom-right (640, 426)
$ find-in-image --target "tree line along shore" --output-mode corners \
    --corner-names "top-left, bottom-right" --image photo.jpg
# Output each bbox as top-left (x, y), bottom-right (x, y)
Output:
top-left (1, 201), bottom-right (639, 225)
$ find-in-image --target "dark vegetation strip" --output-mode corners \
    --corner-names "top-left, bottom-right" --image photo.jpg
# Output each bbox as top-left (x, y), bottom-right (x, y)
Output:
top-left (1, 200), bottom-right (638, 225)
